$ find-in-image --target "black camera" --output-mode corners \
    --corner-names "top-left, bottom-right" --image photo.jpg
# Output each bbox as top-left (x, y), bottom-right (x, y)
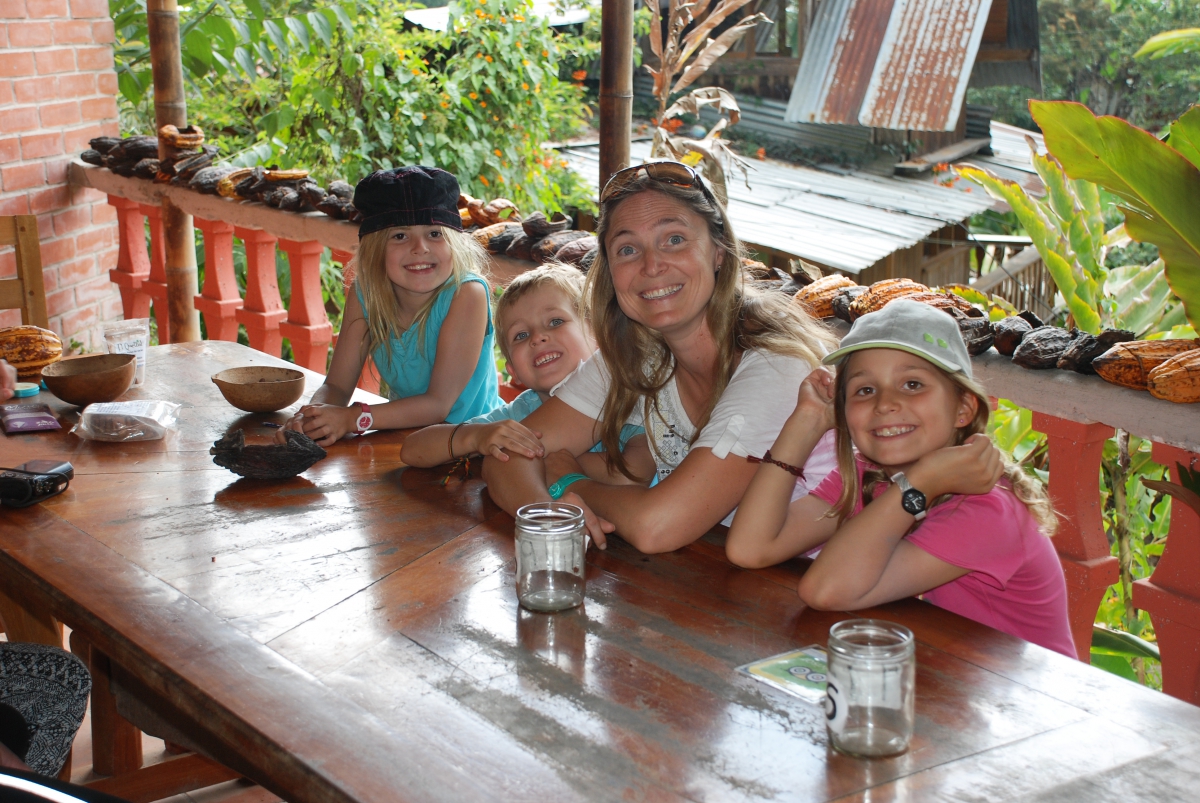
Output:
top-left (0, 461), bottom-right (73, 508)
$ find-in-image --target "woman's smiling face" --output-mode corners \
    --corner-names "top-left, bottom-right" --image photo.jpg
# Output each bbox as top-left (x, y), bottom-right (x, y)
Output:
top-left (603, 190), bottom-right (722, 339)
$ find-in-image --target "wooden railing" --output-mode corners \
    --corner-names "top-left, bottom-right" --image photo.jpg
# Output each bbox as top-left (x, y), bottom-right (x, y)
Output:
top-left (972, 244), bottom-right (1058, 321)
top-left (70, 159), bottom-right (1200, 705)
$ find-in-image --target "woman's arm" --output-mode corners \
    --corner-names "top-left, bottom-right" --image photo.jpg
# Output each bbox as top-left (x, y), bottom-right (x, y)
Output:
top-left (292, 281), bottom-right (492, 445)
top-left (574, 434), bottom-right (655, 485)
top-left (401, 419), bottom-right (544, 467)
top-left (797, 435), bottom-right (1003, 610)
top-left (727, 369), bottom-right (839, 568)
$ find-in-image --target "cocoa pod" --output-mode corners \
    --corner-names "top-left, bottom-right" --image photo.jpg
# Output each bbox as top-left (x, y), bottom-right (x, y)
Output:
top-left (1018, 310), bottom-right (1045, 329)
top-left (190, 165), bottom-right (236, 194)
top-left (832, 286), bottom-right (868, 323)
top-left (345, 205), bottom-right (363, 224)
top-left (957, 317), bottom-right (995, 356)
top-left (794, 274), bottom-right (857, 319)
top-left (532, 230), bottom-right (589, 263)
top-left (133, 158), bottom-right (160, 179)
top-left (267, 168), bottom-right (309, 182)
top-left (105, 136), bottom-right (158, 166)
top-left (328, 180), bottom-right (354, 200)
top-left (522, 211), bottom-right (571, 239)
top-left (88, 136), bottom-right (122, 154)
top-left (467, 198), bottom-right (489, 228)
top-left (1147, 349), bottom-right (1200, 403)
top-left (218, 168), bottom-right (255, 199)
top-left (316, 196), bottom-right (351, 219)
top-left (1093, 339), bottom-right (1200, 390)
top-left (1012, 327), bottom-right (1075, 369)
top-left (554, 235), bottom-right (598, 268)
top-left (505, 233), bottom-right (535, 262)
top-left (277, 189), bottom-right (303, 211)
top-left (298, 180), bottom-right (327, 206)
top-left (0, 325), bottom-right (63, 381)
top-left (158, 124), bottom-right (205, 149)
top-left (578, 246), bottom-right (599, 273)
top-left (1057, 328), bottom-right (1136, 373)
top-left (482, 198), bottom-right (520, 224)
top-left (473, 222), bottom-right (523, 255)
top-left (993, 316), bottom-right (1033, 356)
top-left (848, 278), bottom-right (929, 320)
top-left (80, 149), bottom-right (105, 166)
top-left (905, 291), bottom-right (976, 315)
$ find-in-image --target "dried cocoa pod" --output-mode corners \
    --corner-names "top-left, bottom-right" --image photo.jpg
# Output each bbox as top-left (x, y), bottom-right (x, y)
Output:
top-left (133, 158), bottom-right (160, 179)
top-left (522, 211), bottom-right (571, 238)
top-left (1018, 310), bottom-right (1045, 329)
top-left (467, 198), bottom-right (489, 228)
top-left (267, 168), bottom-right (309, 182)
top-left (217, 168), bottom-right (254, 198)
top-left (578, 245), bottom-right (599, 273)
top-left (107, 136), bottom-right (159, 164)
top-left (848, 278), bottom-right (929, 320)
top-left (458, 193), bottom-right (476, 210)
top-left (482, 198), bottom-right (521, 224)
top-left (168, 146), bottom-right (218, 181)
top-left (532, 231), bottom-right (589, 263)
top-left (1093, 339), bottom-right (1200, 390)
top-left (345, 205), bottom-right (363, 224)
top-left (473, 222), bottom-right (523, 254)
top-left (88, 136), bottom-right (122, 154)
top-left (298, 180), bottom-right (327, 206)
top-left (0, 325), bottom-right (63, 381)
top-left (189, 165), bottom-right (236, 194)
top-left (957, 317), bottom-right (994, 356)
top-left (1012, 327), bottom-right (1075, 369)
top-left (506, 233), bottom-right (535, 261)
top-left (993, 316), bottom-right (1034, 356)
top-left (316, 195), bottom-right (350, 219)
top-left (554, 235), bottom-right (598, 267)
top-left (460, 208), bottom-right (475, 229)
top-left (328, 180), bottom-right (354, 200)
top-left (794, 274), bottom-right (857, 319)
top-left (80, 149), bottom-right (105, 166)
top-left (277, 189), bottom-right (303, 212)
top-left (905, 290), bottom-right (976, 315)
top-left (1057, 328), bottom-right (1136, 374)
top-left (235, 167), bottom-right (271, 201)
top-left (1147, 349), bottom-right (1200, 403)
top-left (832, 286), bottom-right (868, 323)
top-left (158, 124), bottom-right (205, 149)
top-left (108, 158), bottom-right (137, 177)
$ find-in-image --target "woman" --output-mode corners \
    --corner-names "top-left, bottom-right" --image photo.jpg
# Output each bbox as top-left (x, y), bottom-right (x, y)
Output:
top-left (483, 162), bottom-right (837, 552)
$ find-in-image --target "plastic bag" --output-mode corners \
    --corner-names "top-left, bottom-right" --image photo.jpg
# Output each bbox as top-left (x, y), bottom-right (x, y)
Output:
top-left (104, 318), bottom-right (150, 386)
top-left (72, 400), bottom-right (181, 442)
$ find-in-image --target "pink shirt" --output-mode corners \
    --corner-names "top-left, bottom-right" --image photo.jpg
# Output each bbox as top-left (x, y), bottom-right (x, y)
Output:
top-left (810, 459), bottom-right (1077, 659)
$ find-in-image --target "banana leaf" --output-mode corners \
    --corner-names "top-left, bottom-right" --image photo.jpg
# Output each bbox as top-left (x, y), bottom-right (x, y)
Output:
top-left (1165, 106), bottom-right (1200, 172)
top-left (1091, 625), bottom-right (1161, 661)
top-left (1031, 100), bottom-right (1200, 332)
top-left (1134, 27), bottom-right (1200, 60)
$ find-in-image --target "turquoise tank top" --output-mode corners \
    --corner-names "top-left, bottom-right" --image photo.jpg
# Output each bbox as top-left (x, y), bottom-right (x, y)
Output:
top-left (358, 273), bottom-right (501, 424)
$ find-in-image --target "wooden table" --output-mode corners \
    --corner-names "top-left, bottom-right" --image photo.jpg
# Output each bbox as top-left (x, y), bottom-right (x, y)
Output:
top-left (2, 341), bottom-right (1200, 803)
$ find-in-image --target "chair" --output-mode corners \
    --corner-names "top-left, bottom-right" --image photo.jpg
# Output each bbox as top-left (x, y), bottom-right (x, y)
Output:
top-left (0, 215), bottom-right (50, 328)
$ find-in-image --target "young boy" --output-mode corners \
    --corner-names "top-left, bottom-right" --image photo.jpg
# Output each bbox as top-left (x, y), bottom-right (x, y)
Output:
top-left (401, 263), bottom-right (653, 482)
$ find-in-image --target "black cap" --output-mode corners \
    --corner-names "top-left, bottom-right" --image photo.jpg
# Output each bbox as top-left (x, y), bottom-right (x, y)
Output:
top-left (354, 166), bottom-right (463, 238)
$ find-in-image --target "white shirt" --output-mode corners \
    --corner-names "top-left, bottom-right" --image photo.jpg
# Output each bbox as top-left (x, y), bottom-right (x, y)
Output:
top-left (555, 349), bottom-right (838, 525)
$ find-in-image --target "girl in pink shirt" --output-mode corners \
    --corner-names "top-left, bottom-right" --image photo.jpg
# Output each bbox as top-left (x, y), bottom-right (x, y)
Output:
top-left (726, 300), bottom-right (1075, 658)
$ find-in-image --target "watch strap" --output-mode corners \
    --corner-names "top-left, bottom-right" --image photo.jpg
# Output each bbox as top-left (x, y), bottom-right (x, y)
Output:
top-left (890, 472), bottom-right (927, 520)
top-left (548, 473), bottom-right (589, 500)
top-left (354, 402), bottom-right (373, 434)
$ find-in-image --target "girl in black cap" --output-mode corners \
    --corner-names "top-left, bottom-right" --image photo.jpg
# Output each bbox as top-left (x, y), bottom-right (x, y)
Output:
top-left (284, 166), bottom-right (501, 444)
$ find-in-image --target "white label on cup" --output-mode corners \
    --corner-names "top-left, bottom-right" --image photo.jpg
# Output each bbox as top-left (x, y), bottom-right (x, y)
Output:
top-left (825, 676), bottom-right (846, 736)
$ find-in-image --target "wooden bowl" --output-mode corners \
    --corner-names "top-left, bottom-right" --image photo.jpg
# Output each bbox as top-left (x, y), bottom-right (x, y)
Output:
top-left (41, 353), bottom-right (137, 406)
top-left (212, 366), bottom-right (306, 413)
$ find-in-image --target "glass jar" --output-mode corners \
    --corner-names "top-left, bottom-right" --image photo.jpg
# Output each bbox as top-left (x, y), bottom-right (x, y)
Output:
top-left (825, 619), bottom-right (915, 757)
top-left (515, 502), bottom-right (586, 611)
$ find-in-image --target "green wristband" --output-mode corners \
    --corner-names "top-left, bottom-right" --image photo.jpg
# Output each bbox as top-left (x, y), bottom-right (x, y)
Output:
top-left (548, 473), bottom-right (589, 500)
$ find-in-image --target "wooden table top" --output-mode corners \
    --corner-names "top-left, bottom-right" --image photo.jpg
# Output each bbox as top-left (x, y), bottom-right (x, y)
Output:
top-left (2, 341), bottom-right (1199, 803)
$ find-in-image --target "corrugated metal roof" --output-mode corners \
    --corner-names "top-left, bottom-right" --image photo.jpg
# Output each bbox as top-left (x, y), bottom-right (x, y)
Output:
top-left (785, 0), bottom-right (994, 132)
top-left (559, 140), bottom-right (992, 274)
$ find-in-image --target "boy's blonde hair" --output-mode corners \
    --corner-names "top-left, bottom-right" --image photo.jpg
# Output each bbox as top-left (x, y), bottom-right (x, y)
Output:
top-left (830, 356), bottom-right (1058, 536)
top-left (494, 262), bottom-right (586, 362)
top-left (347, 226), bottom-right (488, 361)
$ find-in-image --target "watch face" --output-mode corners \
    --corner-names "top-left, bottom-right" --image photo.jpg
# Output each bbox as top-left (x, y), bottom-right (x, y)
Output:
top-left (357, 414), bottom-right (372, 431)
top-left (901, 488), bottom-right (927, 516)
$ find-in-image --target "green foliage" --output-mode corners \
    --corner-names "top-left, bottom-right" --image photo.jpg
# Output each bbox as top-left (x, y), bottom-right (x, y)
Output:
top-left (1135, 26), bottom-right (1200, 60)
top-left (110, 0), bottom-right (597, 213)
top-left (1031, 100), bottom-right (1200, 332)
top-left (968, 0), bottom-right (1200, 132)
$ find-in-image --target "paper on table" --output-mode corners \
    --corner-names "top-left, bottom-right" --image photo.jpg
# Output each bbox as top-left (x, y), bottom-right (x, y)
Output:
top-left (736, 646), bottom-right (829, 705)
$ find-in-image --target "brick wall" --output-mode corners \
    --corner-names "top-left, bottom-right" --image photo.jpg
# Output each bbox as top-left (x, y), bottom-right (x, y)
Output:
top-left (0, 0), bottom-right (121, 350)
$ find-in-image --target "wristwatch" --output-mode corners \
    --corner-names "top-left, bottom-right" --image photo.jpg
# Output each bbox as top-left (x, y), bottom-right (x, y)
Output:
top-left (354, 402), bottom-right (373, 435)
top-left (890, 472), bottom-right (927, 520)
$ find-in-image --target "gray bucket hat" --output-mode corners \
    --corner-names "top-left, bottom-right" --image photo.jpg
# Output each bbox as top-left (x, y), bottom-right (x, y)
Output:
top-left (822, 298), bottom-right (973, 379)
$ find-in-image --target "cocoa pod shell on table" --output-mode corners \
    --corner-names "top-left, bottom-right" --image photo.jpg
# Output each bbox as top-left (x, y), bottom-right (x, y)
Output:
top-left (88, 136), bottom-right (122, 154)
top-left (848, 278), bottom-right (929, 320)
top-left (794, 274), bottom-right (858, 319)
top-left (189, 165), bottom-right (236, 194)
top-left (0, 325), bottom-right (64, 381)
top-left (132, 158), bottom-right (160, 179)
top-left (1018, 310), bottom-right (1046, 329)
top-left (993, 316), bottom-right (1033, 356)
top-left (1012, 327), bottom-right (1076, 369)
top-left (522, 211), bottom-right (571, 239)
top-left (554, 235), bottom-right (598, 268)
top-left (956, 317), bottom-right (994, 356)
top-left (532, 230), bottom-right (589, 264)
top-left (1147, 349), bottom-right (1200, 403)
top-left (473, 222), bottom-right (524, 255)
top-left (831, 286), bottom-right (868, 323)
top-left (1057, 328), bottom-right (1136, 373)
top-left (577, 245), bottom-right (599, 273)
top-left (299, 181), bottom-right (327, 206)
top-left (1093, 339), bottom-right (1200, 390)
top-left (328, 180), bottom-right (354, 200)
top-left (80, 149), bottom-right (105, 166)
top-left (505, 233), bottom-right (535, 262)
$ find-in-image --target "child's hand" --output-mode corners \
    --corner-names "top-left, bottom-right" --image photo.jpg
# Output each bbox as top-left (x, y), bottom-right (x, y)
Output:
top-left (793, 367), bottom-right (836, 431)
top-left (287, 403), bottom-right (357, 447)
top-left (474, 420), bottom-right (544, 462)
top-left (909, 434), bottom-right (1003, 499)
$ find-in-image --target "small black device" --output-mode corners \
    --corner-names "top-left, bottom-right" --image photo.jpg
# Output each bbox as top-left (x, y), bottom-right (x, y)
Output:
top-left (0, 461), bottom-right (73, 508)
top-left (890, 472), bottom-right (928, 521)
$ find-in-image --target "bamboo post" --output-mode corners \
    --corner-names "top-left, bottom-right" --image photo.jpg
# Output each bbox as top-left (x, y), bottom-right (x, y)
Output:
top-left (599, 0), bottom-right (634, 190)
top-left (146, 0), bottom-right (201, 342)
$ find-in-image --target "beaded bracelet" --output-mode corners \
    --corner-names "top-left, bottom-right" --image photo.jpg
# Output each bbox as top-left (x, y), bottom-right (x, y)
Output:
top-left (747, 450), bottom-right (805, 478)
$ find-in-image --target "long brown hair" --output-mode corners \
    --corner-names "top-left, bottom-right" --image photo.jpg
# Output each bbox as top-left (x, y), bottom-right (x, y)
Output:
top-left (586, 174), bottom-right (836, 481)
top-left (346, 226), bottom-right (487, 361)
top-left (829, 353), bottom-right (1057, 535)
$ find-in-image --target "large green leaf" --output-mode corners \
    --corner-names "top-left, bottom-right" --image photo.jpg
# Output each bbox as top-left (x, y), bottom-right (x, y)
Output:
top-left (1134, 27), bottom-right (1200, 60)
top-left (1166, 106), bottom-right (1200, 172)
top-left (1032, 100), bottom-right (1200, 331)
top-left (1092, 625), bottom-right (1161, 661)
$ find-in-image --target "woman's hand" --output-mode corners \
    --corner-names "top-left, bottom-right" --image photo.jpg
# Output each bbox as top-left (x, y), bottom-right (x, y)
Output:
top-left (474, 421), bottom-right (544, 462)
top-left (792, 367), bottom-right (836, 432)
top-left (561, 490), bottom-right (615, 550)
top-left (287, 404), bottom-right (358, 447)
top-left (908, 433), bottom-right (1003, 499)
top-left (544, 449), bottom-right (584, 486)
top-left (0, 359), bottom-right (16, 402)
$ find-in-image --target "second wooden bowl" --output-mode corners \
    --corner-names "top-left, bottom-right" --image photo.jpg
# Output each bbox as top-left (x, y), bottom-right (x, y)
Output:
top-left (41, 353), bottom-right (137, 406)
top-left (212, 366), bottom-right (306, 413)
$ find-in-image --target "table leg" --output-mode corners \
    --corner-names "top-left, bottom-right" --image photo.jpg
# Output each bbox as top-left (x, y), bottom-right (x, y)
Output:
top-left (70, 632), bottom-right (144, 776)
top-left (0, 587), bottom-right (63, 646)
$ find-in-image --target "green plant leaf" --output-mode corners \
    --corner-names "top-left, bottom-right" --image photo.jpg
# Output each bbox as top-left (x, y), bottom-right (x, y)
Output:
top-left (1134, 27), bottom-right (1200, 59)
top-left (1165, 106), bottom-right (1200, 172)
top-left (1092, 625), bottom-right (1161, 661)
top-left (1090, 652), bottom-right (1139, 681)
top-left (1032, 100), bottom-right (1200, 332)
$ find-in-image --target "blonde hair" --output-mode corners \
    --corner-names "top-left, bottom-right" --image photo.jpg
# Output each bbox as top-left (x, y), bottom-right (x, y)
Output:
top-left (346, 226), bottom-right (488, 361)
top-left (494, 262), bottom-right (586, 362)
top-left (587, 176), bottom-right (837, 481)
top-left (830, 353), bottom-right (1058, 536)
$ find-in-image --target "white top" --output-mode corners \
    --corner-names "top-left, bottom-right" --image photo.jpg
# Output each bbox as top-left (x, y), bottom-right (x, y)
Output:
top-left (556, 349), bottom-right (838, 525)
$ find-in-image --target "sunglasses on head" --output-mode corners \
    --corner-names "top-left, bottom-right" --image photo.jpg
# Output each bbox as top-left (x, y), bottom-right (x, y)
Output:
top-left (599, 161), bottom-right (717, 205)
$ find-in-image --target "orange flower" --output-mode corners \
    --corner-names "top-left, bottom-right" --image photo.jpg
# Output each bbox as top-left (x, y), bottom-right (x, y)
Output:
top-left (514, 14), bottom-right (524, 21)
top-left (572, 70), bottom-right (587, 81)
top-left (755, 147), bottom-right (766, 160)
top-left (411, 68), bottom-right (421, 75)
top-left (542, 50), bottom-right (549, 57)
top-left (494, 148), bottom-right (503, 157)
top-left (521, 82), bottom-right (529, 90)
top-left (469, 92), bottom-right (478, 99)
top-left (441, 102), bottom-right (449, 108)
top-left (485, 55), bottom-right (493, 62)
top-left (497, 176), bottom-right (504, 184)
top-left (932, 162), bottom-right (950, 174)
top-left (480, 101), bottom-right (487, 107)
top-left (480, 176), bottom-right (490, 186)
top-left (522, 59), bottom-right (530, 66)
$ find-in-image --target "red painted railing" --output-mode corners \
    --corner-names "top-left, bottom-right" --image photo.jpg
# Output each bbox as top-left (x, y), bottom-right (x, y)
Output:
top-left (72, 161), bottom-right (1200, 705)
